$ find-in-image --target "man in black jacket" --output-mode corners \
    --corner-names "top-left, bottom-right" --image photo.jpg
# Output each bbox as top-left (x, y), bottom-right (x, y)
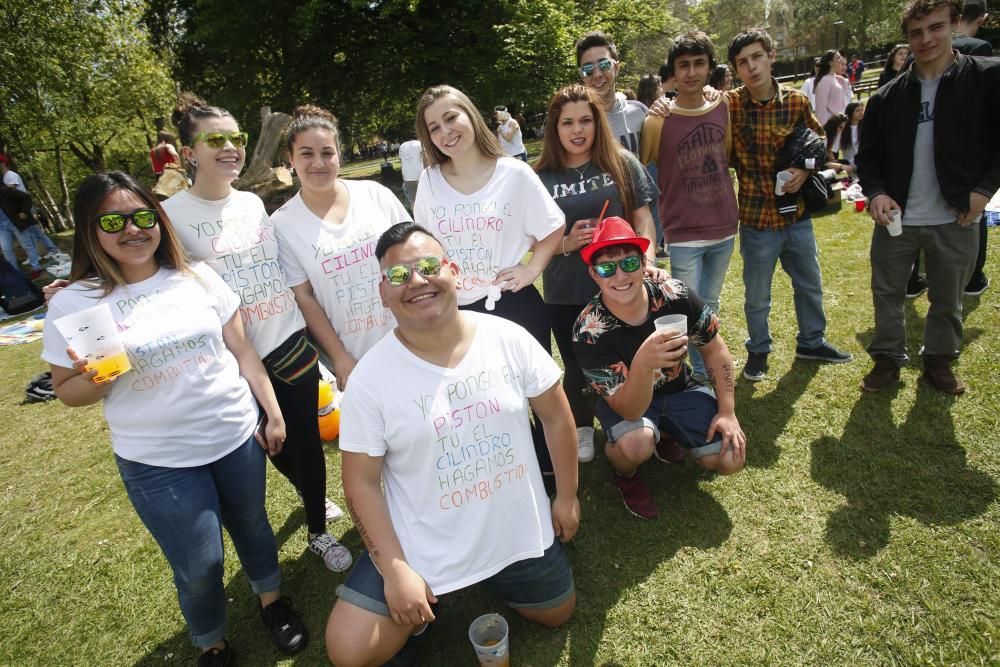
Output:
top-left (856, 0), bottom-right (1000, 394)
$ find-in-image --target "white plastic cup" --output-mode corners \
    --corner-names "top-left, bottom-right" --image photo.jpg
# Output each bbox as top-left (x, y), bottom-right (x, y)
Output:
top-left (52, 303), bottom-right (131, 383)
top-left (654, 313), bottom-right (687, 338)
top-left (775, 170), bottom-right (794, 196)
top-left (469, 613), bottom-right (509, 667)
top-left (887, 209), bottom-right (902, 237)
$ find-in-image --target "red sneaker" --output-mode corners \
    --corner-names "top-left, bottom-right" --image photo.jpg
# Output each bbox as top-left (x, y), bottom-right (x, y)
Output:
top-left (653, 434), bottom-right (686, 464)
top-left (614, 472), bottom-right (659, 519)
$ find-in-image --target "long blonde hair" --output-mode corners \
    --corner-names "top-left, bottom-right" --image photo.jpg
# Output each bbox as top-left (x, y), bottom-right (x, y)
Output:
top-left (534, 84), bottom-right (636, 215)
top-left (70, 172), bottom-right (190, 295)
top-left (415, 85), bottom-right (505, 166)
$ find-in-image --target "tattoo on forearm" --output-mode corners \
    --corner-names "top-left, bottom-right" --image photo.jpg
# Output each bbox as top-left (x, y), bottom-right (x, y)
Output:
top-left (721, 363), bottom-right (734, 393)
top-left (346, 496), bottom-right (379, 558)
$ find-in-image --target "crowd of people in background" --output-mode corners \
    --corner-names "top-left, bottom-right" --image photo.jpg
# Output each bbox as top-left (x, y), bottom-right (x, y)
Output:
top-left (18, 0), bottom-right (998, 663)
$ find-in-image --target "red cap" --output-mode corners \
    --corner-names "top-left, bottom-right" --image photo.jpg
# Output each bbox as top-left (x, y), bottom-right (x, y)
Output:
top-left (579, 216), bottom-right (650, 265)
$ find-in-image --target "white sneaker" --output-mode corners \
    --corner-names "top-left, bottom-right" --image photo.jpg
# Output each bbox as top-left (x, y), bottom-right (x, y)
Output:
top-left (308, 532), bottom-right (353, 572)
top-left (324, 498), bottom-right (344, 522)
top-left (295, 490), bottom-right (344, 522)
top-left (576, 426), bottom-right (595, 463)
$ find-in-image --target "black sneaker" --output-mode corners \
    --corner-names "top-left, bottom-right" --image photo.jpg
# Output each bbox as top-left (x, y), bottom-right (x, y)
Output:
top-left (198, 641), bottom-right (234, 667)
top-left (905, 274), bottom-right (928, 299)
top-left (743, 352), bottom-right (769, 381)
top-left (260, 596), bottom-right (309, 656)
top-left (795, 342), bottom-right (853, 364)
top-left (964, 275), bottom-right (990, 297)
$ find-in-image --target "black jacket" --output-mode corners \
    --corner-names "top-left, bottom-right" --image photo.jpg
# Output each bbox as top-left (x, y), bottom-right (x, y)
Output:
top-left (856, 53), bottom-right (1000, 213)
top-left (0, 186), bottom-right (36, 231)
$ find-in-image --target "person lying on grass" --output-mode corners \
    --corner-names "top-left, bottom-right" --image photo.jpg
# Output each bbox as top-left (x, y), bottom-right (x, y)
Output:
top-left (572, 216), bottom-right (746, 520)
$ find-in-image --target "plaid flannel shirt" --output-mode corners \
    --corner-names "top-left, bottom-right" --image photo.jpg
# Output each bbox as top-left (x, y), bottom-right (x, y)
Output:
top-left (727, 81), bottom-right (825, 231)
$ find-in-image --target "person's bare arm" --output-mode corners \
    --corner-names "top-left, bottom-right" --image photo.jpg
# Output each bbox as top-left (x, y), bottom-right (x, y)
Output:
top-left (343, 452), bottom-right (438, 625)
top-left (528, 383), bottom-right (580, 542)
top-left (221, 312), bottom-right (286, 454)
top-left (603, 330), bottom-right (688, 421)
top-left (290, 281), bottom-right (356, 390)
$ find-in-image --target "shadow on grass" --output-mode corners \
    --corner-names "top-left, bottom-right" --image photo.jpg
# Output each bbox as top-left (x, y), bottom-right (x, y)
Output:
top-left (132, 506), bottom-right (356, 666)
top-left (736, 359), bottom-right (819, 468)
top-left (810, 380), bottom-right (996, 560)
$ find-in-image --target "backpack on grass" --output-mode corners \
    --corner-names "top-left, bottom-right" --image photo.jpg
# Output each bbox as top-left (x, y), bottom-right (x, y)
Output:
top-left (0, 256), bottom-right (44, 315)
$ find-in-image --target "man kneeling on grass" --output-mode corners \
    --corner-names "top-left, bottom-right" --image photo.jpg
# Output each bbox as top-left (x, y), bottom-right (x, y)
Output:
top-left (326, 222), bottom-right (580, 666)
top-left (572, 217), bottom-right (746, 519)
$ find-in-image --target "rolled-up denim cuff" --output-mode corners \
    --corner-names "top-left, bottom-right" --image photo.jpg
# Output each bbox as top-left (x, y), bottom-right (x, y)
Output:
top-left (248, 568), bottom-right (281, 596)
top-left (190, 621), bottom-right (227, 649)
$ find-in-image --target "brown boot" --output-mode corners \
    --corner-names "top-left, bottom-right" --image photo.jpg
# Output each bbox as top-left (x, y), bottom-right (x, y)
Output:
top-left (922, 355), bottom-right (965, 394)
top-left (860, 355), bottom-right (900, 392)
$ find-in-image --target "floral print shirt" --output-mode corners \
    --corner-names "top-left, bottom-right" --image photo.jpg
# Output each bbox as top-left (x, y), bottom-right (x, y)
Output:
top-left (572, 278), bottom-right (719, 397)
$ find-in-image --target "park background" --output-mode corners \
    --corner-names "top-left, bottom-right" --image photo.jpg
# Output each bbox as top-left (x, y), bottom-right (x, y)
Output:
top-left (2, 0), bottom-right (999, 664)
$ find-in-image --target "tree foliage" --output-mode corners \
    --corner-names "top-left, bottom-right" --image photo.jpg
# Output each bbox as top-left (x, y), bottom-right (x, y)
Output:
top-left (159, 0), bottom-right (678, 154)
top-left (0, 0), bottom-right (174, 226)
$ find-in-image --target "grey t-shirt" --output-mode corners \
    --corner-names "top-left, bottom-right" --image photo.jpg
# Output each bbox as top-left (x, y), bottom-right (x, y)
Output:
top-left (537, 151), bottom-right (658, 305)
top-left (903, 76), bottom-right (954, 226)
top-left (607, 93), bottom-right (648, 156)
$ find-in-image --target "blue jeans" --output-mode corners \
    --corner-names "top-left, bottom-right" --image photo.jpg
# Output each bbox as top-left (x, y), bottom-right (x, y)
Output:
top-left (24, 224), bottom-right (58, 254)
top-left (0, 217), bottom-right (40, 270)
top-left (115, 435), bottom-right (281, 648)
top-left (739, 218), bottom-right (827, 354)
top-left (668, 238), bottom-right (735, 375)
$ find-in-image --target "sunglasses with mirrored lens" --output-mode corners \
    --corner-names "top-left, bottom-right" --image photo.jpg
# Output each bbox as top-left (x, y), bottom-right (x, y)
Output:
top-left (594, 254), bottom-right (643, 278)
top-left (382, 255), bottom-right (446, 286)
top-left (580, 57), bottom-right (615, 78)
top-left (96, 209), bottom-right (159, 234)
top-left (192, 131), bottom-right (249, 149)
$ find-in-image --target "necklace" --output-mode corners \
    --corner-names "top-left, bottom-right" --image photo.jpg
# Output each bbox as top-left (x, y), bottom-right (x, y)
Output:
top-left (569, 161), bottom-right (590, 181)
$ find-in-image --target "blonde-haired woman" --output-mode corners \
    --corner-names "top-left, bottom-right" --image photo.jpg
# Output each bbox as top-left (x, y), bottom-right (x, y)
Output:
top-left (413, 84), bottom-right (565, 489)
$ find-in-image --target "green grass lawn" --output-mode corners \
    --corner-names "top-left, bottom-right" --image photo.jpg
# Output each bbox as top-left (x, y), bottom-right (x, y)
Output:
top-left (1, 203), bottom-right (998, 665)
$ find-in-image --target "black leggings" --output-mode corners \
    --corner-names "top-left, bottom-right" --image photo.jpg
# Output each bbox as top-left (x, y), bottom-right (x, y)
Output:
top-left (547, 303), bottom-right (594, 428)
top-left (460, 285), bottom-right (554, 480)
top-left (265, 360), bottom-right (328, 535)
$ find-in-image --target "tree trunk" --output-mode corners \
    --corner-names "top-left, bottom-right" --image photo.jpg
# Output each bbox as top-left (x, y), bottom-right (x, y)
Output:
top-left (29, 177), bottom-right (69, 231)
top-left (55, 145), bottom-right (73, 228)
top-left (234, 106), bottom-right (292, 190)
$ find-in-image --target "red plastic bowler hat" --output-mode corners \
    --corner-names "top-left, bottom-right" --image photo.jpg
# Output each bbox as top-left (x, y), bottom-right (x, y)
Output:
top-left (579, 216), bottom-right (650, 265)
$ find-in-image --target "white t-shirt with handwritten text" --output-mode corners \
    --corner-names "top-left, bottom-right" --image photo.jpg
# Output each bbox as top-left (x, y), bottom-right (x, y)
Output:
top-left (42, 264), bottom-right (257, 467)
top-left (340, 312), bottom-right (561, 595)
top-left (272, 180), bottom-right (411, 360)
top-left (413, 157), bottom-right (565, 306)
top-left (165, 189), bottom-right (305, 358)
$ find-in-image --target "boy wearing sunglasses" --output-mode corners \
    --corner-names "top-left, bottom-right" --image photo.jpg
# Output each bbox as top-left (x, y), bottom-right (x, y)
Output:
top-left (576, 31), bottom-right (648, 155)
top-left (573, 217), bottom-right (745, 519)
top-left (326, 221), bottom-right (580, 666)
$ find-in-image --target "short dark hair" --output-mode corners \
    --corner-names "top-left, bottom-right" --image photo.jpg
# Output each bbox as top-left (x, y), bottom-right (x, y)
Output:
top-left (658, 62), bottom-right (673, 81)
top-left (575, 31), bottom-right (619, 65)
top-left (728, 29), bottom-right (774, 66)
top-left (901, 0), bottom-right (963, 34)
top-left (961, 0), bottom-right (986, 21)
top-left (666, 31), bottom-right (717, 77)
top-left (375, 221), bottom-right (442, 261)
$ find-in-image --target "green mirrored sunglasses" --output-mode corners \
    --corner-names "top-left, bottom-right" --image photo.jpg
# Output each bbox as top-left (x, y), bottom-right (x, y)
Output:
top-left (96, 208), bottom-right (159, 233)
top-left (594, 254), bottom-right (643, 278)
top-left (382, 255), bottom-right (447, 286)
top-left (191, 131), bottom-right (249, 149)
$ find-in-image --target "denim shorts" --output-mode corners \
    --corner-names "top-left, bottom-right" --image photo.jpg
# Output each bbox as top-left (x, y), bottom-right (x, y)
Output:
top-left (595, 385), bottom-right (722, 458)
top-left (336, 540), bottom-right (574, 617)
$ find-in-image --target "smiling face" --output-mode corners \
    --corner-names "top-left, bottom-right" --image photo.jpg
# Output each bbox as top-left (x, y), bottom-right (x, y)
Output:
top-left (733, 42), bottom-right (776, 98)
top-left (589, 247), bottom-right (646, 309)
top-left (95, 189), bottom-right (161, 283)
top-left (378, 231), bottom-right (459, 329)
top-left (578, 45), bottom-right (619, 106)
top-left (289, 127), bottom-right (340, 195)
top-left (556, 100), bottom-right (596, 165)
top-left (184, 116), bottom-right (245, 186)
top-left (423, 95), bottom-right (476, 161)
top-left (906, 5), bottom-right (956, 70)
